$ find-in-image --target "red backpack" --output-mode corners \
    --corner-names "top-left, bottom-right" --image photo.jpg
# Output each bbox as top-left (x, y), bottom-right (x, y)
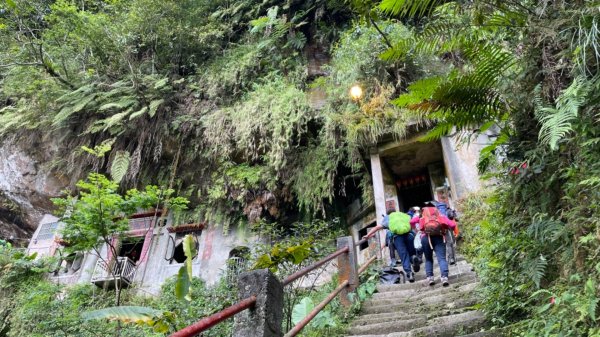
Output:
top-left (422, 207), bottom-right (444, 236)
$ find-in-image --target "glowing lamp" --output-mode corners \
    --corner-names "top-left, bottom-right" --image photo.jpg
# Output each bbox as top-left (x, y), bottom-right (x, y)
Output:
top-left (349, 85), bottom-right (363, 101)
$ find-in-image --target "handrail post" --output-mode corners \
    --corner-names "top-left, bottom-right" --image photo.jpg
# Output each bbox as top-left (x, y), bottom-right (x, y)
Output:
top-left (233, 269), bottom-right (283, 337)
top-left (337, 236), bottom-right (358, 308)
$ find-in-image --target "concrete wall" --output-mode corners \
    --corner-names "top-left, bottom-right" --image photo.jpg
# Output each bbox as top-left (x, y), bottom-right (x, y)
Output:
top-left (138, 223), bottom-right (259, 295)
top-left (27, 213), bottom-right (261, 295)
top-left (441, 133), bottom-right (490, 200)
top-left (347, 210), bottom-right (377, 266)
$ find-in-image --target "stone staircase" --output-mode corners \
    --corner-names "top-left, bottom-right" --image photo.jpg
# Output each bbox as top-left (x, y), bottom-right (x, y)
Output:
top-left (346, 256), bottom-right (501, 337)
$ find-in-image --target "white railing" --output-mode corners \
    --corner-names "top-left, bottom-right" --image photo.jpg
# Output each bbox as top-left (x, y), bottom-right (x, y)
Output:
top-left (91, 257), bottom-right (137, 285)
top-left (226, 257), bottom-right (248, 284)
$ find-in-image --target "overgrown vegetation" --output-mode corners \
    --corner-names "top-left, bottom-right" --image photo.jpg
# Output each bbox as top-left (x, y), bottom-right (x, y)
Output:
top-left (2, 0), bottom-right (600, 336)
top-left (0, 245), bottom-right (236, 337)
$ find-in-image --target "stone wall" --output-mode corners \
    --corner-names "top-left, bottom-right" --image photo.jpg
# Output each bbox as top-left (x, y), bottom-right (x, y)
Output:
top-left (0, 135), bottom-right (68, 242)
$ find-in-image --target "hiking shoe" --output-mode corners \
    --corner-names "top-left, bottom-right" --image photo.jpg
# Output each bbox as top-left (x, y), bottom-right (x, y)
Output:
top-left (449, 258), bottom-right (456, 265)
top-left (407, 272), bottom-right (415, 283)
top-left (411, 255), bottom-right (421, 273)
top-left (441, 276), bottom-right (449, 287)
top-left (427, 276), bottom-right (435, 286)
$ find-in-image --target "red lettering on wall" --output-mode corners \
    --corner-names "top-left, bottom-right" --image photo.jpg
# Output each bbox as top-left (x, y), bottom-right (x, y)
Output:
top-left (202, 226), bottom-right (215, 261)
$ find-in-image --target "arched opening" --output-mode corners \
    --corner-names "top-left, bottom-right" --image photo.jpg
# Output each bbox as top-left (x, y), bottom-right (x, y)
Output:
top-left (226, 246), bottom-right (250, 283)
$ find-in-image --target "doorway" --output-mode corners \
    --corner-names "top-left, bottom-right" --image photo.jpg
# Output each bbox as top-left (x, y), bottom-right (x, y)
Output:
top-left (118, 237), bottom-right (145, 263)
top-left (396, 170), bottom-right (433, 211)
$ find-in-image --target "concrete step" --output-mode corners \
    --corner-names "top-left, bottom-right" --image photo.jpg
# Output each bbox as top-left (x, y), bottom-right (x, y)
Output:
top-left (362, 287), bottom-right (478, 313)
top-left (346, 310), bottom-right (485, 337)
top-left (365, 282), bottom-right (478, 307)
top-left (348, 315), bottom-right (427, 335)
top-left (370, 276), bottom-right (478, 301)
top-left (352, 313), bottom-right (426, 327)
top-left (360, 293), bottom-right (479, 315)
top-left (348, 255), bottom-right (488, 337)
top-left (387, 256), bottom-right (469, 270)
top-left (376, 272), bottom-right (477, 293)
top-left (457, 330), bottom-right (504, 337)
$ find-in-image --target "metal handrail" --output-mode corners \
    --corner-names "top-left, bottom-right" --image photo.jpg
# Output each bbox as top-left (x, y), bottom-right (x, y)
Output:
top-left (283, 242), bottom-right (380, 336)
top-left (354, 227), bottom-right (382, 248)
top-left (282, 246), bottom-right (349, 286)
top-left (284, 280), bottom-right (350, 337)
top-left (168, 295), bottom-right (257, 337)
top-left (169, 236), bottom-right (381, 337)
top-left (358, 255), bottom-right (377, 274)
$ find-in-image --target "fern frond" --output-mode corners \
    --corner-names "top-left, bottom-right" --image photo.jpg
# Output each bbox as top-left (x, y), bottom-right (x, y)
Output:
top-left (53, 93), bottom-right (98, 126)
top-left (524, 255), bottom-right (547, 288)
top-left (129, 106), bottom-right (148, 120)
top-left (110, 151), bottom-right (131, 184)
top-left (148, 99), bottom-right (164, 117)
top-left (99, 98), bottom-right (137, 111)
top-left (536, 77), bottom-right (591, 150)
top-left (379, 0), bottom-right (443, 18)
top-left (418, 122), bottom-right (453, 142)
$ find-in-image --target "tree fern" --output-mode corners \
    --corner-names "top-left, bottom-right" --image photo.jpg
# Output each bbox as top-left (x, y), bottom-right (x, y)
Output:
top-left (110, 151), bottom-right (131, 184)
top-left (536, 77), bottom-right (591, 151)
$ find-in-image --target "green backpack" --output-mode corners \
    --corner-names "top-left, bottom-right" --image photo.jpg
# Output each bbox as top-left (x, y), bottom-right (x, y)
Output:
top-left (388, 212), bottom-right (412, 235)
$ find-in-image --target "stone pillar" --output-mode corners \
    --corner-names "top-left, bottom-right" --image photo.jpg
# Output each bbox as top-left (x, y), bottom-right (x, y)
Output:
top-left (337, 236), bottom-right (359, 308)
top-left (370, 149), bottom-right (386, 259)
top-left (370, 149), bottom-right (387, 225)
top-left (233, 269), bottom-right (283, 337)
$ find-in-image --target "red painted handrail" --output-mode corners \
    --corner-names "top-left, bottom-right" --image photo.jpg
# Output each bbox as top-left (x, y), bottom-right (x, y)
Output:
top-left (354, 227), bottom-right (382, 247)
top-left (358, 255), bottom-right (377, 274)
top-left (168, 295), bottom-right (257, 337)
top-left (284, 280), bottom-right (350, 337)
top-left (282, 246), bottom-right (349, 286)
top-left (169, 236), bottom-right (379, 337)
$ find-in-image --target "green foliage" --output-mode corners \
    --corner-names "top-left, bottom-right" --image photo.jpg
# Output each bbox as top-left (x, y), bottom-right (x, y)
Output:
top-left (291, 297), bottom-right (337, 329)
top-left (2, 279), bottom-right (161, 337)
top-left (82, 306), bottom-right (171, 333)
top-left (253, 240), bottom-right (312, 273)
top-left (0, 245), bottom-right (51, 289)
top-left (111, 150), bottom-right (131, 184)
top-left (53, 173), bottom-right (188, 254)
top-left (379, 0), bottom-right (443, 18)
top-left (535, 77), bottom-right (592, 151)
top-left (155, 277), bottom-right (237, 337)
top-left (175, 234), bottom-right (196, 302)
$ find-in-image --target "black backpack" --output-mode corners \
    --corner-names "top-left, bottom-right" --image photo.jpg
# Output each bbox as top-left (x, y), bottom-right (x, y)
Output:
top-left (379, 267), bottom-right (405, 284)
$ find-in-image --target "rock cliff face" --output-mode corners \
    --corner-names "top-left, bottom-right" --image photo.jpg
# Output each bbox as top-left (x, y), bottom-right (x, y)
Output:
top-left (0, 135), bottom-right (69, 243)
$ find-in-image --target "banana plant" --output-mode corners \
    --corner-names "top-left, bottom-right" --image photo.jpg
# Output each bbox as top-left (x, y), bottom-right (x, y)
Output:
top-left (83, 234), bottom-right (196, 332)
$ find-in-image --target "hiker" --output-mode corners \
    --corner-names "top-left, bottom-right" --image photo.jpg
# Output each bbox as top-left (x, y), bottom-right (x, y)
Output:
top-left (446, 208), bottom-right (458, 265)
top-left (411, 201), bottom-right (456, 286)
top-left (428, 201), bottom-right (457, 265)
top-left (363, 208), bottom-right (421, 282)
top-left (408, 206), bottom-right (423, 262)
top-left (386, 230), bottom-right (398, 266)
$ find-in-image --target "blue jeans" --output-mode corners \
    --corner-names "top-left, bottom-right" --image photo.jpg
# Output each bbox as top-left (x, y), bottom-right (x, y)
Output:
top-left (393, 233), bottom-right (416, 274)
top-left (421, 235), bottom-right (449, 278)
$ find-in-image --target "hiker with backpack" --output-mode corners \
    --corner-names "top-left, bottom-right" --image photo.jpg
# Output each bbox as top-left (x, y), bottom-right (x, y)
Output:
top-left (411, 201), bottom-right (456, 286)
top-left (446, 208), bottom-right (458, 265)
top-left (363, 208), bottom-right (421, 282)
top-left (408, 206), bottom-right (424, 262)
